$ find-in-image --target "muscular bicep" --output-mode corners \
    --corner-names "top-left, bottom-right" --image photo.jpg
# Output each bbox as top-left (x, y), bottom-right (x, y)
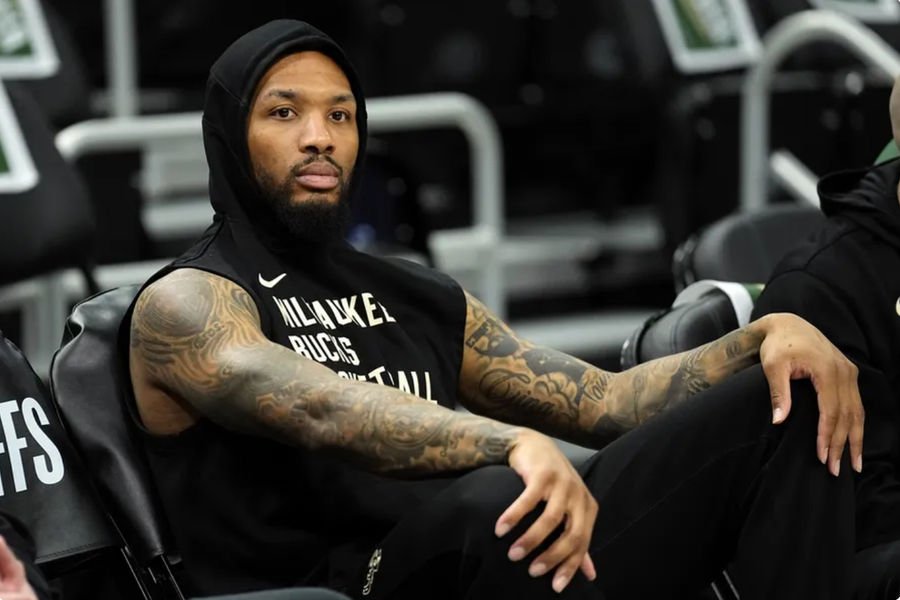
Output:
top-left (130, 268), bottom-right (266, 400)
top-left (131, 273), bottom-right (521, 473)
top-left (129, 268), bottom-right (342, 434)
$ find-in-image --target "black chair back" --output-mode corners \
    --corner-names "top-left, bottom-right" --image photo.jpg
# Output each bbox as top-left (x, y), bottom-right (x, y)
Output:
top-left (11, 3), bottom-right (92, 128)
top-left (51, 285), bottom-right (185, 600)
top-left (0, 83), bottom-right (96, 287)
top-left (0, 330), bottom-right (118, 578)
top-left (51, 285), bottom-right (186, 598)
top-left (673, 204), bottom-right (825, 291)
top-left (50, 285), bottom-right (172, 565)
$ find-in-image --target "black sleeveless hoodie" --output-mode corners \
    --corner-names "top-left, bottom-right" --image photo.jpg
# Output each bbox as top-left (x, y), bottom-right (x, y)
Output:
top-left (127, 20), bottom-right (467, 596)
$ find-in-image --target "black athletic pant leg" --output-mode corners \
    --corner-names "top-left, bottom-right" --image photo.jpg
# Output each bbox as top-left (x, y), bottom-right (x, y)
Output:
top-left (586, 365), bottom-right (854, 600)
top-left (851, 540), bottom-right (900, 600)
top-left (197, 590), bottom-right (352, 600)
top-left (354, 365), bottom-right (854, 600)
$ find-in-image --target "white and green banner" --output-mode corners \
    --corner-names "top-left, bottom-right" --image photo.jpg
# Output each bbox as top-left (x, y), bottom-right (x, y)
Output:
top-left (809, 0), bottom-right (900, 23)
top-left (0, 0), bottom-right (57, 79)
top-left (651, 0), bottom-right (761, 73)
top-left (0, 81), bottom-right (36, 192)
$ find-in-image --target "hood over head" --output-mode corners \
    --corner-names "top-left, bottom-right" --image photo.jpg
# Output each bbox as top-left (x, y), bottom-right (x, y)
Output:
top-left (817, 158), bottom-right (900, 252)
top-left (201, 19), bottom-right (367, 251)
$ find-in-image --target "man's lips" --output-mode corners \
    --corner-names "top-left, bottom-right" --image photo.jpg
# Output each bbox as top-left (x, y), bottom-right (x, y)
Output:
top-left (295, 162), bottom-right (340, 191)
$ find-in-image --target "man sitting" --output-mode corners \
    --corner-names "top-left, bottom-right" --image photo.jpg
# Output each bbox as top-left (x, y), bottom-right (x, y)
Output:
top-left (127, 19), bottom-right (862, 600)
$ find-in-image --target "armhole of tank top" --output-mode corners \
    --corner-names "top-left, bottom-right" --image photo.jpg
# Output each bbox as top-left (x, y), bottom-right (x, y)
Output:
top-left (119, 306), bottom-right (211, 449)
top-left (128, 232), bottom-right (271, 448)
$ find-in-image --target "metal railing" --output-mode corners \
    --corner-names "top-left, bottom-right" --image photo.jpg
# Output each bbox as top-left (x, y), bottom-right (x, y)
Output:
top-left (103, 0), bottom-right (138, 118)
top-left (740, 9), bottom-right (900, 213)
top-left (4, 92), bottom-right (506, 375)
top-left (769, 149), bottom-right (820, 207)
top-left (57, 92), bottom-right (506, 312)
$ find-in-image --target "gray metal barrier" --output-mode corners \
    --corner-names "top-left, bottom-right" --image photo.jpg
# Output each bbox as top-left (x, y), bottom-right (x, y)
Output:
top-left (741, 9), bottom-right (900, 212)
top-left (1, 92), bottom-right (505, 375)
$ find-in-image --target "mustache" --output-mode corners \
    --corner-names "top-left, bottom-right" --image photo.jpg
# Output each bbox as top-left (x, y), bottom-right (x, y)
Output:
top-left (290, 155), bottom-right (344, 178)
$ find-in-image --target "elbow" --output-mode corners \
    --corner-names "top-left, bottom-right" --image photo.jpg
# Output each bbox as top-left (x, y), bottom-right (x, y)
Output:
top-left (254, 392), bottom-right (329, 450)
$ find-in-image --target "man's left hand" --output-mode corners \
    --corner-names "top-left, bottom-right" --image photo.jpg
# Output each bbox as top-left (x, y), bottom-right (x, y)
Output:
top-left (757, 313), bottom-right (863, 477)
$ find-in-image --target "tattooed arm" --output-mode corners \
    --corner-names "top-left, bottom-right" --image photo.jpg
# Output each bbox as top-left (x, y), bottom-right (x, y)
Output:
top-left (459, 292), bottom-right (864, 468)
top-left (129, 268), bottom-right (526, 476)
top-left (131, 269), bottom-right (604, 592)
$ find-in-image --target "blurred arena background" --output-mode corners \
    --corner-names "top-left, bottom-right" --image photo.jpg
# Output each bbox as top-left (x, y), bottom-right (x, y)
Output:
top-left (0, 0), bottom-right (898, 375)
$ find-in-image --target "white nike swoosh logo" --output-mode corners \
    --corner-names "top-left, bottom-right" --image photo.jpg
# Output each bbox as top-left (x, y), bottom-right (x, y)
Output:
top-left (258, 272), bottom-right (287, 288)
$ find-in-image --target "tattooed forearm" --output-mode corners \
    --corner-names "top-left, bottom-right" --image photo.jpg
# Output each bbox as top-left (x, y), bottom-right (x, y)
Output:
top-left (459, 292), bottom-right (766, 449)
top-left (460, 293), bottom-right (617, 446)
top-left (249, 367), bottom-right (519, 474)
top-left (247, 354), bottom-right (521, 474)
top-left (131, 269), bottom-right (520, 475)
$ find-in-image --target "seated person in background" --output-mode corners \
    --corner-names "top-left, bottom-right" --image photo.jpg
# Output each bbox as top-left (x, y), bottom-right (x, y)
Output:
top-left (128, 19), bottom-right (863, 600)
top-left (752, 78), bottom-right (900, 600)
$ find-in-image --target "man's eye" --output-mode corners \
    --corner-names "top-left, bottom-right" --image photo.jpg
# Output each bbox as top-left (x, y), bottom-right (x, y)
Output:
top-left (273, 107), bottom-right (293, 118)
top-left (331, 111), bottom-right (350, 122)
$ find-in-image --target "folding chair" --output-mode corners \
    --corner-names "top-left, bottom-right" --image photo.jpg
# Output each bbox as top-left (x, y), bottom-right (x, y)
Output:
top-left (50, 286), bottom-right (357, 600)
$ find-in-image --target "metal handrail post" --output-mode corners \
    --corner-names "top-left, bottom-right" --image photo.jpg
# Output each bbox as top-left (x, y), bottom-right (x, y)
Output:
top-left (104, 0), bottom-right (139, 117)
top-left (769, 150), bottom-right (820, 207)
top-left (740, 10), bottom-right (900, 213)
top-left (26, 275), bottom-right (66, 376)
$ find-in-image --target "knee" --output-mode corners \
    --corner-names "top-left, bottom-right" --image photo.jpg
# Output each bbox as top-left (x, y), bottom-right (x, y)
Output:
top-left (449, 466), bottom-right (525, 533)
top-left (695, 366), bottom-right (821, 448)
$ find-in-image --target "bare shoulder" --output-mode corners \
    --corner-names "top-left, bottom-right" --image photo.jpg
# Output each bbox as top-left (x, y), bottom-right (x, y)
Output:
top-left (132, 268), bottom-right (261, 339)
top-left (129, 268), bottom-right (263, 433)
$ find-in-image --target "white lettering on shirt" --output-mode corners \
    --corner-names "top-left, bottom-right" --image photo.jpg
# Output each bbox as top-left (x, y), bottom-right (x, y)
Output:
top-left (273, 293), bottom-right (397, 331)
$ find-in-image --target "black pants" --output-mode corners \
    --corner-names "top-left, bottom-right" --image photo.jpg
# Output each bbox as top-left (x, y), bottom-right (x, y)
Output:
top-left (197, 590), bottom-right (351, 600)
top-left (853, 540), bottom-right (900, 600)
top-left (347, 366), bottom-right (855, 600)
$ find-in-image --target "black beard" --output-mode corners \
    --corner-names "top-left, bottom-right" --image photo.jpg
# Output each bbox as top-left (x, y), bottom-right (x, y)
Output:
top-left (254, 165), bottom-right (351, 244)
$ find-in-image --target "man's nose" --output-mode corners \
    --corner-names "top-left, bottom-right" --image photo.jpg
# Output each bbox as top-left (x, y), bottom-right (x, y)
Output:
top-left (299, 115), bottom-right (334, 155)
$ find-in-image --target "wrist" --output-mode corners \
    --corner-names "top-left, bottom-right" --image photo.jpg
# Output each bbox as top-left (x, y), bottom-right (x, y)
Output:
top-left (505, 427), bottom-right (540, 463)
top-left (747, 313), bottom-right (782, 341)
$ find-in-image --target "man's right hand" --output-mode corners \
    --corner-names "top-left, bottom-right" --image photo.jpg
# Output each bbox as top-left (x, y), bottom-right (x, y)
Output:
top-left (495, 429), bottom-right (598, 594)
